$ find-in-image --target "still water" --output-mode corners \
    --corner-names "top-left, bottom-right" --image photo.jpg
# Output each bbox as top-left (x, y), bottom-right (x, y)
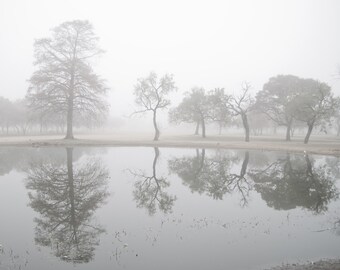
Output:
top-left (0, 147), bottom-right (339, 270)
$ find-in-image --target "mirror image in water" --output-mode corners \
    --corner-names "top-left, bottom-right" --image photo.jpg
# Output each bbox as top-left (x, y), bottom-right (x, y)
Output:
top-left (0, 147), bottom-right (339, 270)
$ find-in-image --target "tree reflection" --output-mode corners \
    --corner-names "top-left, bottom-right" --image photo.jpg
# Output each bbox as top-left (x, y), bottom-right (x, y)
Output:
top-left (249, 154), bottom-right (338, 214)
top-left (169, 150), bottom-right (252, 206)
top-left (129, 147), bottom-right (176, 215)
top-left (26, 148), bottom-right (109, 263)
top-left (168, 149), bottom-right (207, 194)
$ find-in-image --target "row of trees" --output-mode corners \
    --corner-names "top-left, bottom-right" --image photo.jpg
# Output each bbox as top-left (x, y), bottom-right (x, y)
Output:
top-left (0, 97), bottom-right (31, 135)
top-left (0, 95), bottom-right (102, 135)
top-left (134, 73), bottom-right (339, 144)
top-left (4, 20), bottom-right (338, 143)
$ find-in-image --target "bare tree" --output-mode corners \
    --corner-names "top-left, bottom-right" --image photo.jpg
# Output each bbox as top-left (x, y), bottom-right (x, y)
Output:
top-left (214, 82), bottom-right (254, 142)
top-left (294, 79), bottom-right (336, 144)
top-left (133, 72), bottom-right (176, 141)
top-left (169, 88), bottom-right (213, 138)
top-left (168, 100), bottom-right (202, 135)
top-left (27, 20), bottom-right (109, 139)
top-left (255, 75), bottom-right (302, 141)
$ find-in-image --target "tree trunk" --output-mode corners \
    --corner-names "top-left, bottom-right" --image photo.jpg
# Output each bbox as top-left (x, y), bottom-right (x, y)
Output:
top-left (273, 126), bottom-right (277, 135)
top-left (241, 112), bottom-right (250, 142)
top-left (304, 122), bottom-right (314, 144)
top-left (153, 110), bottom-right (160, 141)
top-left (40, 116), bottom-right (43, 134)
top-left (201, 117), bottom-right (206, 138)
top-left (218, 122), bottom-right (222, 135)
top-left (65, 61), bottom-right (75, 139)
top-left (194, 121), bottom-right (200, 135)
top-left (65, 96), bottom-right (74, 139)
top-left (285, 120), bottom-right (292, 141)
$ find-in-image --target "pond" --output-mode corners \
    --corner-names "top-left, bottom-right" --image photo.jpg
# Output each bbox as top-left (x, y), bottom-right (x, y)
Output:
top-left (0, 147), bottom-right (339, 270)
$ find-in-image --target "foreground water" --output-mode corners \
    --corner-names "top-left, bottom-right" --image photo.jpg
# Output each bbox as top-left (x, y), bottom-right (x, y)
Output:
top-left (0, 147), bottom-right (339, 270)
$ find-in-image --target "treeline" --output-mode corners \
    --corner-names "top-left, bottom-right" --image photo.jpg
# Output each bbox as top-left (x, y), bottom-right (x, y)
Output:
top-left (0, 96), bottom-right (101, 135)
top-left (2, 20), bottom-right (340, 143)
top-left (134, 73), bottom-right (340, 144)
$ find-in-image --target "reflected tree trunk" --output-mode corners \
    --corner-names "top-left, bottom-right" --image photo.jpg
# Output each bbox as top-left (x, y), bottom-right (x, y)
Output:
top-left (240, 151), bottom-right (249, 177)
top-left (67, 148), bottom-right (78, 242)
top-left (25, 148), bottom-right (109, 263)
top-left (153, 147), bottom-right (159, 176)
top-left (195, 148), bottom-right (206, 175)
top-left (130, 147), bottom-right (175, 215)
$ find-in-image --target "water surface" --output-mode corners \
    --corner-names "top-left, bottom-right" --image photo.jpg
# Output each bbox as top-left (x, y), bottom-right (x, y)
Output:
top-left (0, 147), bottom-right (339, 270)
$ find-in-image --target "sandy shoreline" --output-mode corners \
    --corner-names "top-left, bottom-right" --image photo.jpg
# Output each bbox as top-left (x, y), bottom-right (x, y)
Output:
top-left (1, 134), bottom-right (340, 156)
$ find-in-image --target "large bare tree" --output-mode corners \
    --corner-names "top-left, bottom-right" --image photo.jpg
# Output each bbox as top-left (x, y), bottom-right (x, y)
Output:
top-left (133, 72), bottom-right (176, 141)
top-left (27, 20), bottom-right (109, 139)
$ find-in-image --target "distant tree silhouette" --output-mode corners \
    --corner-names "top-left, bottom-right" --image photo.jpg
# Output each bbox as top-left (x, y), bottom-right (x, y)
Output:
top-left (169, 88), bottom-right (214, 138)
top-left (212, 82), bottom-right (254, 142)
top-left (133, 72), bottom-right (176, 141)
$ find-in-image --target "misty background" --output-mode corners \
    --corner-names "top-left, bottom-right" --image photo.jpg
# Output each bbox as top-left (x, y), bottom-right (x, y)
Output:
top-left (1, 0), bottom-right (340, 134)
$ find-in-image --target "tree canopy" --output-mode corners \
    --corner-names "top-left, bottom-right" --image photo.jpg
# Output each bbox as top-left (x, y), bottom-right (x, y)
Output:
top-left (293, 79), bottom-right (336, 143)
top-left (133, 72), bottom-right (176, 141)
top-left (169, 88), bottom-right (214, 138)
top-left (255, 75), bottom-right (302, 141)
top-left (27, 20), bottom-right (109, 139)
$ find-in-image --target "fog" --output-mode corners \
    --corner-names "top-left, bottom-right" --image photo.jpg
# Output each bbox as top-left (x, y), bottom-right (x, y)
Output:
top-left (2, 3), bottom-right (340, 268)
top-left (0, 0), bottom-right (340, 134)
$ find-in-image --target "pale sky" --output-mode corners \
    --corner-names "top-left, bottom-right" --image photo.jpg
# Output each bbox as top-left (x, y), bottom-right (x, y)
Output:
top-left (0, 0), bottom-right (340, 119)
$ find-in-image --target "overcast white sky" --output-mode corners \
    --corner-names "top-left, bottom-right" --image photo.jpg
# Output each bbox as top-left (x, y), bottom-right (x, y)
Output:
top-left (0, 0), bottom-right (340, 118)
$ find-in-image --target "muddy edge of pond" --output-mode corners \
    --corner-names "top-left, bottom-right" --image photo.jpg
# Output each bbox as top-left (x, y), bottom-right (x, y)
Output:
top-left (266, 258), bottom-right (340, 270)
top-left (0, 135), bottom-right (340, 157)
